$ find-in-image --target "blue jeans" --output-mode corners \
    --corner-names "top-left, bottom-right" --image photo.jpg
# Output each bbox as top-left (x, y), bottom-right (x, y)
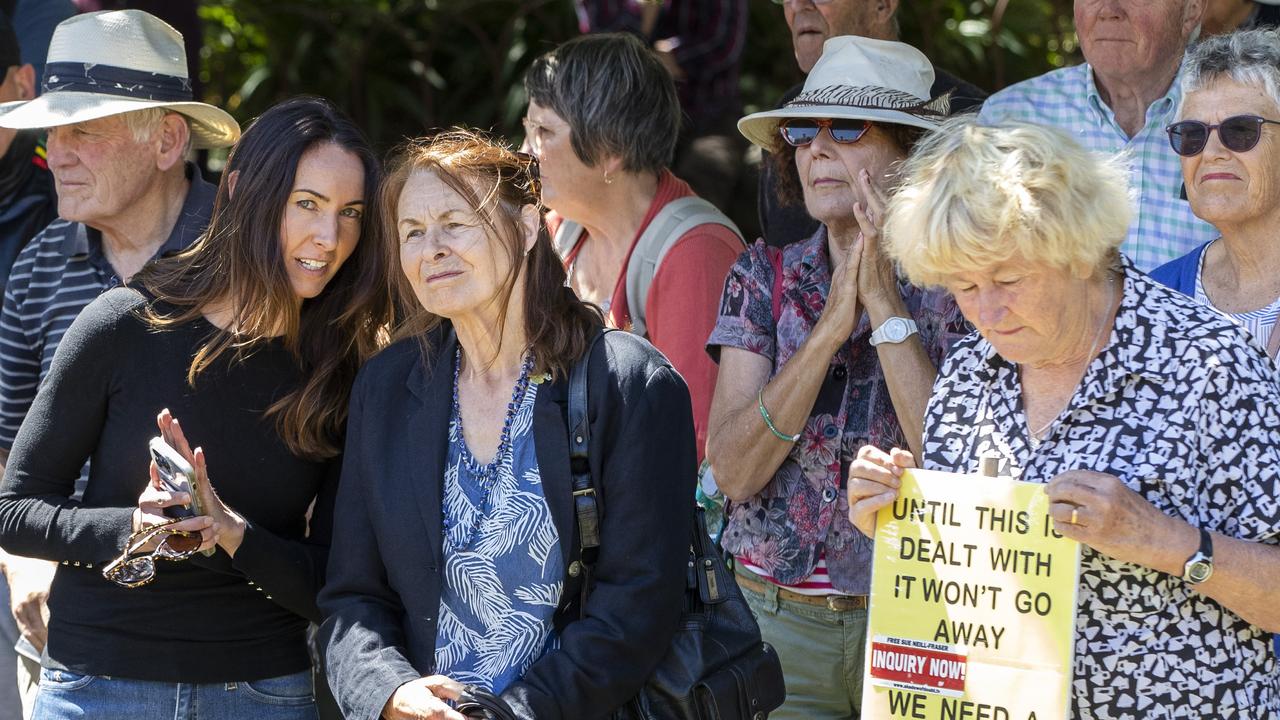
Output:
top-left (31, 668), bottom-right (319, 720)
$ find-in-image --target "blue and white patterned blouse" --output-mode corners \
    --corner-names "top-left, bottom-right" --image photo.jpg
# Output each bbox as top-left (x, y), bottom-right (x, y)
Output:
top-left (435, 380), bottom-right (563, 693)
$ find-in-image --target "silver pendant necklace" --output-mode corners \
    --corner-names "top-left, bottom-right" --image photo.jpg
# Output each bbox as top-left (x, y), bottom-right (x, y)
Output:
top-left (1026, 276), bottom-right (1116, 445)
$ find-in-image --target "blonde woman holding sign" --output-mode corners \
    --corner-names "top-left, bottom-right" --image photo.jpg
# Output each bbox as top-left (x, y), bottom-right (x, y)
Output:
top-left (847, 117), bottom-right (1280, 716)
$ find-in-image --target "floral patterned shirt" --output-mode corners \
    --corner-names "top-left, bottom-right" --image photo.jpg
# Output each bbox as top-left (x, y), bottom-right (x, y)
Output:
top-left (922, 260), bottom-right (1280, 718)
top-left (435, 381), bottom-right (563, 692)
top-left (707, 228), bottom-right (968, 593)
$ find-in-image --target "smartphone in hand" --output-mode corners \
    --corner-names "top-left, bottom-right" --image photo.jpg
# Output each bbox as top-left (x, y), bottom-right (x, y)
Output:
top-left (149, 436), bottom-right (215, 556)
top-left (149, 436), bottom-right (205, 520)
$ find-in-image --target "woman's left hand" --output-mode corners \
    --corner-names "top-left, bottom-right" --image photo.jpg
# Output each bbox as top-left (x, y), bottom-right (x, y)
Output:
top-left (155, 408), bottom-right (247, 557)
top-left (851, 168), bottom-right (899, 309)
top-left (1046, 470), bottom-right (1178, 565)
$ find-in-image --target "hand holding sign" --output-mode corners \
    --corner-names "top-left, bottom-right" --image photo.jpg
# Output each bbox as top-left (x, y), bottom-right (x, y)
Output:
top-left (1046, 469), bottom-right (1192, 574)
top-left (848, 445), bottom-right (915, 537)
top-left (862, 468), bottom-right (1082, 720)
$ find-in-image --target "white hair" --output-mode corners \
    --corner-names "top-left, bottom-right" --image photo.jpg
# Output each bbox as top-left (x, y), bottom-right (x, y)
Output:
top-left (120, 108), bottom-right (193, 155)
top-left (1179, 28), bottom-right (1280, 118)
top-left (883, 116), bottom-right (1132, 287)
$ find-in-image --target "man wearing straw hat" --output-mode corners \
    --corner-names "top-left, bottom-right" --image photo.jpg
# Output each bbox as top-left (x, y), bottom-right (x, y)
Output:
top-left (0, 10), bottom-right (238, 716)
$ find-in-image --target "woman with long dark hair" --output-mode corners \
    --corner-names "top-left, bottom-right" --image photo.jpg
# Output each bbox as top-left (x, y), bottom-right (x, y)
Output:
top-left (0, 95), bottom-right (392, 719)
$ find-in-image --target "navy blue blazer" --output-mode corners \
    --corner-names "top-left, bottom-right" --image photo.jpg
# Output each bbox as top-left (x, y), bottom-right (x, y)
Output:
top-left (318, 326), bottom-right (696, 720)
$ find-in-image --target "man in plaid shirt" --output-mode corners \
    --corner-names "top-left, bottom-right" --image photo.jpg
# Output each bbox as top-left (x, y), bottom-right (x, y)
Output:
top-left (979, 0), bottom-right (1217, 271)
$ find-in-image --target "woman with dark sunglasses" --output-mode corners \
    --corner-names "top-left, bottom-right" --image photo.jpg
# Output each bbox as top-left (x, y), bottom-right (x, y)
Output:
top-left (1153, 29), bottom-right (1280, 367)
top-left (0, 96), bottom-right (392, 719)
top-left (1153, 29), bottom-right (1280, 665)
top-left (703, 36), bottom-right (969, 719)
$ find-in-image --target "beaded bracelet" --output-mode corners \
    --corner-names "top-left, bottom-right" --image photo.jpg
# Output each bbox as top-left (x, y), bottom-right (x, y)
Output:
top-left (758, 388), bottom-right (801, 443)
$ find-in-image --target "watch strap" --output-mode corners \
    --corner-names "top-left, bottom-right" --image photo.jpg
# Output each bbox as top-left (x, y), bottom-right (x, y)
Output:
top-left (1196, 526), bottom-right (1213, 561)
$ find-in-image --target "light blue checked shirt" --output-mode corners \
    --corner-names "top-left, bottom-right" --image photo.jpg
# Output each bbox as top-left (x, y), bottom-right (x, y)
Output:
top-left (979, 63), bottom-right (1219, 272)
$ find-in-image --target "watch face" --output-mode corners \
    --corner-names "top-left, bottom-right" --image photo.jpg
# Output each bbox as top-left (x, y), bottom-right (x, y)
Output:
top-left (1187, 560), bottom-right (1213, 584)
top-left (886, 318), bottom-right (909, 342)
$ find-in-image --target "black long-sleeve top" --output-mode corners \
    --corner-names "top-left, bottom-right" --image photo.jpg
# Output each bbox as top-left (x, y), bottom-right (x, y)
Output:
top-left (0, 287), bottom-right (338, 682)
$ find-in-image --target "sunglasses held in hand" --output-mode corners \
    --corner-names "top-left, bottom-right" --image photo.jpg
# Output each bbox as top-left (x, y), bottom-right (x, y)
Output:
top-left (1166, 114), bottom-right (1280, 156)
top-left (779, 118), bottom-right (872, 147)
top-left (102, 518), bottom-right (201, 588)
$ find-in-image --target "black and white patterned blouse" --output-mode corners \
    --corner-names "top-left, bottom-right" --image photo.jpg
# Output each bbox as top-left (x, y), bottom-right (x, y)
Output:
top-left (922, 260), bottom-right (1280, 719)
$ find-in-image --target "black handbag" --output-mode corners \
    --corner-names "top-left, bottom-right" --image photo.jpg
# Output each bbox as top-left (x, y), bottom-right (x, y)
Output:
top-left (456, 684), bottom-right (518, 720)
top-left (566, 333), bottom-right (786, 720)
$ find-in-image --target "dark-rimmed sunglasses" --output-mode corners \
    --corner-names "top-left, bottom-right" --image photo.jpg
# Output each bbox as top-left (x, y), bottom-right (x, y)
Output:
top-left (1166, 115), bottom-right (1280, 156)
top-left (779, 118), bottom-right (872, 147)
top-left (102, 518), bottom-right (200, 589)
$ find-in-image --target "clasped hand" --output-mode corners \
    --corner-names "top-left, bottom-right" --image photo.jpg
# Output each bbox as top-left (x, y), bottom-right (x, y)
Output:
top-left (822, 169), bottom-right (900, 343)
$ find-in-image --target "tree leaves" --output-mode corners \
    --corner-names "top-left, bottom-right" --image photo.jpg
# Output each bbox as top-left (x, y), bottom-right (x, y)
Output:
top-left (199, 0), bottom-right (1078, 155)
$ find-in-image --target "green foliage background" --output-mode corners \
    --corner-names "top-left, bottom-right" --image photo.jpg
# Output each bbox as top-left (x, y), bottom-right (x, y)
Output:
top-left (198, 0), bottom-right (1079, 152)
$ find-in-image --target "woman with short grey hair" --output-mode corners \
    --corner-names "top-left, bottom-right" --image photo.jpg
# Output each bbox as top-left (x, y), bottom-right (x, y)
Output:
top-left (850, 115), bottom-right (1280, 716)
top-left (522, 32), bottom-right (743, 459)
top-left (1153, 28), bottom-right (1280, 364)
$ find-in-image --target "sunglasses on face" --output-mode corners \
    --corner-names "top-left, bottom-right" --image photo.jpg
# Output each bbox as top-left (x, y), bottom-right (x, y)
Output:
top-left (1165, 115), bottom-right (1280, 156)
top-left (102, 518), bottom-right (201, 589)
top-left (779, 118), bottom-right (872, 147)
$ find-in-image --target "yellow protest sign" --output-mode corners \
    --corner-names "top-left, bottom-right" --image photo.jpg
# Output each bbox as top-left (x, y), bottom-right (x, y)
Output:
top-left (861, 468), bottom-right (1081, 720)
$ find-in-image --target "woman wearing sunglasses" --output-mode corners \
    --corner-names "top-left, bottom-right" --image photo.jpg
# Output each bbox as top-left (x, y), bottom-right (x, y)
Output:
top-left (703, 36), bottom-right (968, 719)
top-left (0, 96), bottom-right (392, 719)
top-left (1153, 29), bottom-right (1280, 366)
top-left (1153, 28), bottom-right (1280, 664)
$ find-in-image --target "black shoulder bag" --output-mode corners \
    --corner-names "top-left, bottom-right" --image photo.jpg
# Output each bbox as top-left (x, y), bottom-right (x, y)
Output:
top-left (567, 333), bottom-right (786, 720)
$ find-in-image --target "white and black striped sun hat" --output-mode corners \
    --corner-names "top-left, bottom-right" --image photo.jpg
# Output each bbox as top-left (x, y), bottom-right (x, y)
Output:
top-left (738, 35), bottom-right (951, 150)
top-left (0, 9), bottom-right (239, 149)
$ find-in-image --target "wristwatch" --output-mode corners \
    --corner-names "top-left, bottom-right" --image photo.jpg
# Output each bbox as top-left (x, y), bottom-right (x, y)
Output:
top-left (869, 317), bottom-right (918, 347)
top-left (1182, 527), bottom-right (1214, 584)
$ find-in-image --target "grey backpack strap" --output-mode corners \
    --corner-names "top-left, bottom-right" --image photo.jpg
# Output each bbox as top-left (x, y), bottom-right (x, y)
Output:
top-left (553, 219), bottom-right (586, 264)
top-left (624, 196), bottom-right (744, 337)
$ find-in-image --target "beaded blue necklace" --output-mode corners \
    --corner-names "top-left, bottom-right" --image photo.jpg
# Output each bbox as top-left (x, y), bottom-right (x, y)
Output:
top-left (444, 347), bottom-right (535, 549)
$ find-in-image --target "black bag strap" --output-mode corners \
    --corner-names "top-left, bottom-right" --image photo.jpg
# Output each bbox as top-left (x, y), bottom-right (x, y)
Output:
top-left (567, 330), bottom-right (736, 613)
top-left (568, 330), bottom-right (608, 570)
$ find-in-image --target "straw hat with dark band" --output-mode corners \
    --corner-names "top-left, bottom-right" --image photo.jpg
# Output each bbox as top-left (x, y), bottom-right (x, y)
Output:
top-left (0, 10), bottom-right (239, 149)
top-left (738, 35), bottom-right (950, 150)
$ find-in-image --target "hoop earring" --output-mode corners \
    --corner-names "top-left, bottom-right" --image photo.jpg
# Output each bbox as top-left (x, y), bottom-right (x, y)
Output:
top-left (604, 171), bottom-right (613, 185)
